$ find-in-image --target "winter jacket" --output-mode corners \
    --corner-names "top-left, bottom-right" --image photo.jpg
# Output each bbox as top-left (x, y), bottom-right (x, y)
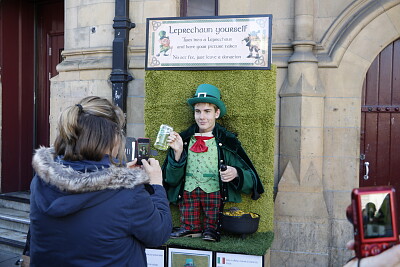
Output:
top-left (162, 123), bottom-right (264, 204)
top-left (29, 147), bottom-right (172, 267)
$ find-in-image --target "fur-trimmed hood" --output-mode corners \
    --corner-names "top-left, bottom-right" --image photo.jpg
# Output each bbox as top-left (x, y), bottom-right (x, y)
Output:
top-left (32, 147), bottom-right (149, 193)
top-left (31, 147), bottom-right (150, 217)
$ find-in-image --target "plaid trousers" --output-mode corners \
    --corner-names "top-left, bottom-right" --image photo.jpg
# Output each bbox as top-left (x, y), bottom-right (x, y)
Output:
top-left (179, 187), bottom-right (221, 231)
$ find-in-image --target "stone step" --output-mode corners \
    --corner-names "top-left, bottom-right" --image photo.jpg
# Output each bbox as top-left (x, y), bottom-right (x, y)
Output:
top-left (0, 192), bottom-right (30, 213)
top-left (0, 207), bottom-right (29, 233)
top-left (0, 227), bottom-right (26, 254)
top-left (0, 228), bottom-right (27, 254)
top-left (0, 192), bottom-right (29, 255)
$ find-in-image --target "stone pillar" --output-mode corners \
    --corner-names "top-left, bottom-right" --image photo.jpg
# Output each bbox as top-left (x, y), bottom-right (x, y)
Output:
top-left (271, 0), bottom-right (329, 266)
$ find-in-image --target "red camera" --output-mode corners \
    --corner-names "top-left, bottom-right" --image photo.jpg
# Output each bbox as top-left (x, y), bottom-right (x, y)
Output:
top-left (346, 186), bottom-right (399, 258)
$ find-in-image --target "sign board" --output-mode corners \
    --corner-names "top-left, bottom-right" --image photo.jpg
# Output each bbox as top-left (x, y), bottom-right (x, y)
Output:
top-left (216, 252), bottom-right (263, 267)
top-left (146, 248), bottom-right (166, 267)
top-left (146, 15), bottom-right (272, 70)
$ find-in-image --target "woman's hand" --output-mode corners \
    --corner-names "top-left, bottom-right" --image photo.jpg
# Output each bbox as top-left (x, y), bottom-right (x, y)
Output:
top-left (167, 131), bottom-right (183, 161)
top-left (344, 240), bottom-right (400, 267)
top-left (220, 166), bottom-right (238, 182)
top-left (141, 158), bottom-right (163, 185)
top-left (126, 158), bottom-right (138, 168)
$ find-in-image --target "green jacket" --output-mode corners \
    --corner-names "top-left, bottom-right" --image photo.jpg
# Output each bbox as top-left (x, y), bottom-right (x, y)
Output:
top-left (162, 123), bottom-right (264, 204)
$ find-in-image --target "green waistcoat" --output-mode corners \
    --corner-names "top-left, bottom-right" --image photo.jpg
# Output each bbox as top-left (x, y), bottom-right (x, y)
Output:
top-left (184, 137), bottom-right (220, 193)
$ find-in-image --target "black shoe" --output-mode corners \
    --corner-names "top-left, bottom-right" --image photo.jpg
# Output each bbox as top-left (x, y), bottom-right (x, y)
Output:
top-left (170, 227), bottom-right (202, 238)
top-left (202, 228), bottom-right (220, 242)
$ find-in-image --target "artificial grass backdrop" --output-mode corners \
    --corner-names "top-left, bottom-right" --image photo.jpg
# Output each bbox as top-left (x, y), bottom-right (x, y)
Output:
top-left (144, 68), bottom-right (276, 255)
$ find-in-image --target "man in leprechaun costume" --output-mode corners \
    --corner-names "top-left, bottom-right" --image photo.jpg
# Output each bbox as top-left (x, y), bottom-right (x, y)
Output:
top-left (162, 84), bottom-right (264, 242)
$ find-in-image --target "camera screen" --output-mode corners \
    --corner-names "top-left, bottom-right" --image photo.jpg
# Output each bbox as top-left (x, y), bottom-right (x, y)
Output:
top-left (138, 143), bottom-right (149, 157)
top-left (361, 192), bottom-right (393, 239)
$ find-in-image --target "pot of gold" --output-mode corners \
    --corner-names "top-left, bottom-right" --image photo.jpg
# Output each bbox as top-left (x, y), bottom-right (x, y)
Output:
top-left (221, 207), bottom-right (260, 239)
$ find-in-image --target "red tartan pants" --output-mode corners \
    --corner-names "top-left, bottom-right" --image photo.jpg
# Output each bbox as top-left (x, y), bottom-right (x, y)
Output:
top-left (179, 187), bottom-right (221, 231)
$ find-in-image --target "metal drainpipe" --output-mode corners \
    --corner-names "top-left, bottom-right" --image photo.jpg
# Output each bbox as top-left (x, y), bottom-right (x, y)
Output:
top-left (110, 0), bottom-right (135, 113)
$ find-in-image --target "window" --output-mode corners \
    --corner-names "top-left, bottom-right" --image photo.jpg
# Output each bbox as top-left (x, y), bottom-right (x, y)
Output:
top-left (180, 0), bottom-right (218, 17)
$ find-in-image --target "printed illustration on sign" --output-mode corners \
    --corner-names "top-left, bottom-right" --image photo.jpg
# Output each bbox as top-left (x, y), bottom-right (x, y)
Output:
top-left (156, 31), bottom-right (172, 57)
top-left (243, 31), bottom-right (261, 58)
top-left (168, 248), bottom-right (212, 267)
top-left (183, 258), bottom-right (195, 266)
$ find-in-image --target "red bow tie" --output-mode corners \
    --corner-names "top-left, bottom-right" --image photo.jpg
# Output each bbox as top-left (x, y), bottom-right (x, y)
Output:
top-left (190, 136), bottom-right (214, 153)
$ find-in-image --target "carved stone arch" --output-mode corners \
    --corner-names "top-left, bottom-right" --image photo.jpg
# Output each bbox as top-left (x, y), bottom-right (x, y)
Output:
top-left (317, 0), bottom-right (400, 67)
top-left (321, 3), bottom-right (400, 197)
top-left (322, 2), bottom-right (400, 106)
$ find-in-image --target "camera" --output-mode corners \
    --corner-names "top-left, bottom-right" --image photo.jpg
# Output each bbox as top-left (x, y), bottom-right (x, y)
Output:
top-left (125, 137), bottom-right (150, 165)
top-left (346, 186), bottom-right (399, 258)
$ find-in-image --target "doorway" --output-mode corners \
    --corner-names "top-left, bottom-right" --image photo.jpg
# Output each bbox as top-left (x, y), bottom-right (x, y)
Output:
top-left (0, 0), bottom-right (64, 193)
top-left (36, 0), bottom-right (64, 148)
top-left (360, 38), bottom-right (400, 225)
top-left (0, 0), bottom-right (35, 192)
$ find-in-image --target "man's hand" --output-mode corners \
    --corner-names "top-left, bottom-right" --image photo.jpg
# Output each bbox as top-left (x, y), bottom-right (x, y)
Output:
top-left (167, 131), bottom-right (183, 161)
top-left (220, 166), bottom-right (238, 182)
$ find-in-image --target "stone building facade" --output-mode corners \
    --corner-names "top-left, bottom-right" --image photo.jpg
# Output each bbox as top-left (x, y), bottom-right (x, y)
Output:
top-left (6, 0), bottom-right (399, 266)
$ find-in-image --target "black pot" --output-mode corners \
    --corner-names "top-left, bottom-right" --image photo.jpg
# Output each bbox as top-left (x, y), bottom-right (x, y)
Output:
top-left (221, 213), bottom-right (260, 238)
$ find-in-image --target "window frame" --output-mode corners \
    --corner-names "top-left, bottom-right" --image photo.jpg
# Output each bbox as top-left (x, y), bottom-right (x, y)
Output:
top-left (180, 0), bottom-right (218, 17)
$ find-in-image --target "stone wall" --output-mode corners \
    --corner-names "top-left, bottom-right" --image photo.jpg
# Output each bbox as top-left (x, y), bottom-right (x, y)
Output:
top-left (50, 0), bottom-right (178, 142)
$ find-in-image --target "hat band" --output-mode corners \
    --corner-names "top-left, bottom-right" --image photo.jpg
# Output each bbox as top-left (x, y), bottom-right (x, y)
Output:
top-left (196, 92), bottom-right (218, 99)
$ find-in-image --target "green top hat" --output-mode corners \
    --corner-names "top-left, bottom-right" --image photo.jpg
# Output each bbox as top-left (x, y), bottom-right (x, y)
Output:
top-left (159, 30), bottom-right (168, 39)
top-left (187, 84), bottom-right (226, 117)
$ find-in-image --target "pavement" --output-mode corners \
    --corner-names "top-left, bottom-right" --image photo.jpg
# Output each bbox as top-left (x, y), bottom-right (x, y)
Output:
top-left (0, 250), bottom-right (21, 267)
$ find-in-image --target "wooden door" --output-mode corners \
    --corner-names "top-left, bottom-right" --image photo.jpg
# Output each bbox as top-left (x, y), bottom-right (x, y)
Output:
top-left (360, 38), bottom-right (400, 225)
top-left (0, 0), bottom-right (63, 193)
top-left (36, 0), bottom-right (64, 147)
top-left (0, 0), bottom-right (35, 192)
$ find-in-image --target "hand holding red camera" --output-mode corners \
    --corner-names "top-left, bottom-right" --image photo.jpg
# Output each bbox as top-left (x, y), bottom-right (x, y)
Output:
top-left (344, 239), bottom-right (400, 267)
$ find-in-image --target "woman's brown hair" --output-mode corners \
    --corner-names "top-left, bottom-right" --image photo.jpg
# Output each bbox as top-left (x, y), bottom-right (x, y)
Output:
top-left (53, 96), bottom-right (126, 165)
